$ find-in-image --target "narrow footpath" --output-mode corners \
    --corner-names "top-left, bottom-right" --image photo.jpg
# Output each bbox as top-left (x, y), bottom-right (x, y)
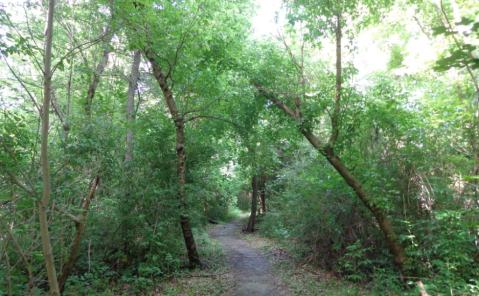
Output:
top-left (210, 216), bottom-right (290, 296)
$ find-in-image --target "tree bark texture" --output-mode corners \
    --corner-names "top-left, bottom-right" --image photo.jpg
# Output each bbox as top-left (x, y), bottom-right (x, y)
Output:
top-left (147, 52), bottom-right (200, 267)
top-left (246, 175), bottom-right (258, 233)
top-left (125, 49), bottom-right (141, 162)
top-left (40, 0), bottom-right (60, 294)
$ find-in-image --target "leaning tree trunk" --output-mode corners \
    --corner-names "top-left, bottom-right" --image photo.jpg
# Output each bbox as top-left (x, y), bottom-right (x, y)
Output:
top-left (40, 0), bottom-right (60, 294)
top-left (246, 175), bottom-right (258, 233)
top-left (253, 13), bottom-right (409, 270)
top-left (254, 91), bottom-right (409, 270)
top-left (147, 52), bottom-right (200, 267)
top-left (256, 88), bottom-right (410, 269)
top-left (304, 131), bottom-right (409, 269)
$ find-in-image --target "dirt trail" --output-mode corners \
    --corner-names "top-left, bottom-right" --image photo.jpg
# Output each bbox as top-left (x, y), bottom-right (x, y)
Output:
top-left (210, 215), bottom-right (289, 296)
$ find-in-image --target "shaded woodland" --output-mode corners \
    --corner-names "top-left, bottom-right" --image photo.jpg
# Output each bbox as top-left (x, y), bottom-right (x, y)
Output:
top-left (0, 0), bottom-right (478, 294)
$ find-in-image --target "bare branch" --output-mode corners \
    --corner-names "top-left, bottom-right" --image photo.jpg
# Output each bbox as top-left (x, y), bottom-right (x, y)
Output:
top-left (439, 0), bottom-right (479, 95)
top-left (58, 175), bottom-right (99, 293)
top-left (2, 10), bottom-right (44, 72)
top-left (51, 205), bottom-right (81, 225)
top-left (168, 4), bottom-right (202, 80)
top-left (0, 217), bottom-right (34, 289)
top-left (249, 84), bottom-right (304, 97)
top-left (276, 31), bottom-right (302, 73)
top-left (84, 27), bottom-right (113, 115)
top-left (2, 168), bottom-right (30, 194)
top-left (413, 16), bottom-right (431, 40)
top-left (51, 89), bottom-right (69, 133)
top-left (22, 3), bottom-right (44, 67)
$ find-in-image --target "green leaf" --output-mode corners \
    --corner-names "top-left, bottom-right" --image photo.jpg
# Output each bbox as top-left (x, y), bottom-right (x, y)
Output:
top-left (472, 22), bottom-right (479, 33)
top-left (58, 60), bottom-right (64, 71)
top-left (432, 26), bottom-right (447, 36)
top-left (455, 17), bottom-right (474, 26)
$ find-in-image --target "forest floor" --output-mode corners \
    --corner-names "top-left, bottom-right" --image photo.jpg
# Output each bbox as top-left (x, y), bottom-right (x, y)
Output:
top-left (149, 214), bottom-right (369, 295)
top-left (208, 214), bottom-right (290, 296)
top-left (205, 214), bottom-right (368, 296)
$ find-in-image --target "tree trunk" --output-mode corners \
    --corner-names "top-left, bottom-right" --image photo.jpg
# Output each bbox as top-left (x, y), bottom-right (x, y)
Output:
top-left (259, 175), bottom-right (266, 214)
top-left (254, 96), bottom-right (409, 270)
top-left (253, 12), bottom-right (409, 271)
top-left (125, 49), bottom-right (141, 162)
top-left (147, 52), bottom-right (200, 267)
top-left (318, 142), bottom-right (408, 269)
top-left (85, 27), bottom-right (112, 116)
top-left (303, 128), bottom-right (409, 269)
top-left (246, 175), bottom-right (258, 233)
top-left (40, 0), bottom-right (60, 294)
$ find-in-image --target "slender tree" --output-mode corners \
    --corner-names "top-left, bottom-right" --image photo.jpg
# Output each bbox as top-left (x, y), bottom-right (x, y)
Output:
top-left (39, 0), bottom-right (60, 293)
top-left (147, 52), bottom-right (200, 266)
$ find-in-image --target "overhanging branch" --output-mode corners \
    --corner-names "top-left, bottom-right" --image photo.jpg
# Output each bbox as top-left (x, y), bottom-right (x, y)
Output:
top-left (254, 84), bottom-right (298, 120)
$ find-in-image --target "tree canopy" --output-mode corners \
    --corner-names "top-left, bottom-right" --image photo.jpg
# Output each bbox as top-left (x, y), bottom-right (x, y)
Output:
top-left (1, 0), bottom-right (478, 295)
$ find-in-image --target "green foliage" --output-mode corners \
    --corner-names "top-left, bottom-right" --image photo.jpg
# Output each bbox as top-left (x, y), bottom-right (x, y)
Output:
top-left (387, 44), bottom-right (405, 71)
top-left (339, 240), bottom-right (373, 282)
top-left (226, 207), bottom-right (245, 221)
top-left (403, 209), bottom-right (479, 294)
top-left (1, 0), bottom-right (250, 292)
top-left (1, 0), bottom-right (479, 294)
top-left (285, 0), bottom-right (395, 44)
top-left (433, 16), bottom-right (479, 72)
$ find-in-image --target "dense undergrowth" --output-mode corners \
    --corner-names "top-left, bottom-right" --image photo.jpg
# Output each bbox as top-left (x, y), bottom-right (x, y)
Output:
top-left (2, 0), bottom-right (479, 294)
top-left (61, 214), bottom-right (240, 295)
top-left (251, 212), bottom-right (478, 296)
top-left (254, 140), bottom-right (479, 296)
